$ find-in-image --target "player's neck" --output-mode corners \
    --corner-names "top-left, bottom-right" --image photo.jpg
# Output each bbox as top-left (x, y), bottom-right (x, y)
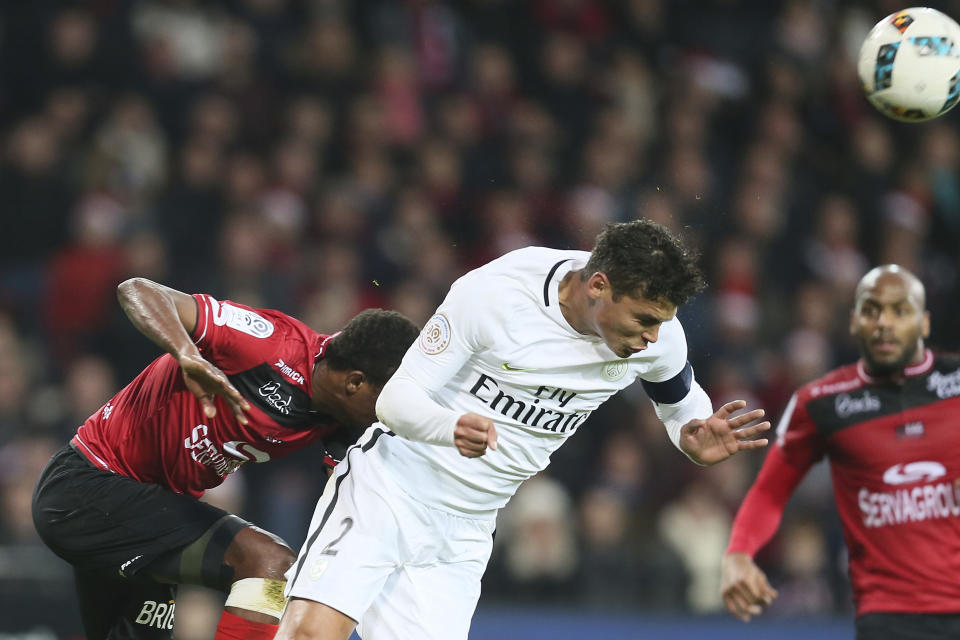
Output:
top-left (558, 270), bottom-right (595, 336)
top-left (310, 361), bottom-right (332, 411)
top-left (863, 342), bottom-right (928, 380)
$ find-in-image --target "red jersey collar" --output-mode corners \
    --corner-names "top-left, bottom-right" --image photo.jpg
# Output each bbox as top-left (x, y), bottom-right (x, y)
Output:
top-left (315, 331), bottom-right (341, 360)
top-left (856, 348), bottom-right (933, 384)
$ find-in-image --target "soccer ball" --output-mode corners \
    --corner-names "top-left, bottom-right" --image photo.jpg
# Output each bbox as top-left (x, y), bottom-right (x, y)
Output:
top-left (857, 7), bottom-right (960, 122)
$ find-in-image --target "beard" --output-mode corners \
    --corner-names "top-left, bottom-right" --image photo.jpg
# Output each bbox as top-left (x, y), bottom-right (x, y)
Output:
top-left (859, 336), bottom-right (921, 377)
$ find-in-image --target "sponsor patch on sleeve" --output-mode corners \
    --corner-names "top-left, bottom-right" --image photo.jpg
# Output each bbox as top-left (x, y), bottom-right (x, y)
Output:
top-left (210, 299), bottom-right (274, 338)
top-left (419, 313), bottom-right (451, 355)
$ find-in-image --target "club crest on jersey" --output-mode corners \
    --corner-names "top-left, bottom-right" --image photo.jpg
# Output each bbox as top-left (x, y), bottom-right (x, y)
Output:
top-left (420, 314), bottom-right (451, 355)
top-left (210, 299), bottom-right (274, 338)
top-left (602, 361), bottom-right (629, 382)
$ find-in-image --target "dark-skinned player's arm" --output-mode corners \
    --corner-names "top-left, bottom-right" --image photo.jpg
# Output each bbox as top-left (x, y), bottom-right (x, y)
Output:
top-left (117, 278), bottom-right (251, 423)
top-left (721, 393), bottom-right (821, 622)
top-left (720, 445), bottom-right (808, 621)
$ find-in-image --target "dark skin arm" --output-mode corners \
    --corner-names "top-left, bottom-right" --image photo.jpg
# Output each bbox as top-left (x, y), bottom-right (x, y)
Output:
top-left (116, 277), bottom-right (250, 423)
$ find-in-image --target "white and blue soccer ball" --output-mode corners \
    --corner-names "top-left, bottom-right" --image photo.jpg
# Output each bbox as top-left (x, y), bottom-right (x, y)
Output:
top-left (857, 7), bottom-right (960, 122)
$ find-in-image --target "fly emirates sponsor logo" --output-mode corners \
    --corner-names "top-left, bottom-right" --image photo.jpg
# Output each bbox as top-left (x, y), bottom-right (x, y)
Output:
top-left (859, 461), bottom-right (960, 528)
top-left (469, 374), bottom-right (591, 433)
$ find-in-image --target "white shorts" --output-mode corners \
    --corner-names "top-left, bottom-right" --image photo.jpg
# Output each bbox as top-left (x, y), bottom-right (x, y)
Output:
top-left (285, 428), bottom-right (497, 640)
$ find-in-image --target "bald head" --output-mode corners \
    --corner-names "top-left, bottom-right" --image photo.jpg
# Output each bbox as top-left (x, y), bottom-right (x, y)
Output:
top-left (850, 264), bottom-right (930, 376)
top-left (855, 264), bottom-right (926, 311)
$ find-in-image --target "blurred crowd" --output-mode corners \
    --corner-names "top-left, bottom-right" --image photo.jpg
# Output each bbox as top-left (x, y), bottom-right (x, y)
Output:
top-left (2, 0), bottom-right (960, 628)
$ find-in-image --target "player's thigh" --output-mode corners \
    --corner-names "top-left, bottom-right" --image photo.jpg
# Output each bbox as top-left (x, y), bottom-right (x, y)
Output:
top-left (359, 554), bottom-right (488, 640)
top-left (284, 457), bottom-right (402, 625)
top-left (74, 568), bottom-right (177, 640)
top-left (33, 445), bottom-right (233, 578)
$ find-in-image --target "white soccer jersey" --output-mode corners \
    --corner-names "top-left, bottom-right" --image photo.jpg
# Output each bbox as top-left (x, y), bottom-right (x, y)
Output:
top-left (370, 246), bottom-right (694, 515)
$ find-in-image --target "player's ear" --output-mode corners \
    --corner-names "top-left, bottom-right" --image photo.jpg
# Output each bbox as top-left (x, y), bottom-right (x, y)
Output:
top-left (921, 310), bottom-right (931, 339)
top-left (343, 370), bottom-right (367, 395)
top-left (848, 309), bottom-right (857, 336)
top-left (586, 272), bottom-right (608, 299)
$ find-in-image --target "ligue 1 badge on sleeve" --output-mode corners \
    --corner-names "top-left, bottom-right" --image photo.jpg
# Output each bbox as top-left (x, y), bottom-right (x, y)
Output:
top-left (420, 314), bottom-right (451, 355)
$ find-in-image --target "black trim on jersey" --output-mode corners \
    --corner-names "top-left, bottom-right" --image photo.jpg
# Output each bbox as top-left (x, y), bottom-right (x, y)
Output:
top-left (543, 259), bottom-right (574, 306)
top-left (806, 355), bottom-right (960, 438)
top-left (227, 362), bottom-right (330, 429)
top-left (289, 427), bottom-right (391, 586)
top-left (228, 363), bottom-right (331, 430)
top-left (642, 361), bottom-right (693, 405)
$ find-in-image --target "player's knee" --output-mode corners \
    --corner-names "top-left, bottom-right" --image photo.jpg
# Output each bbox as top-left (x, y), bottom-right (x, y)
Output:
top-left (244, 540), bottom-right (296, 580)
top-left (228, 526), bottom-right (296, 581)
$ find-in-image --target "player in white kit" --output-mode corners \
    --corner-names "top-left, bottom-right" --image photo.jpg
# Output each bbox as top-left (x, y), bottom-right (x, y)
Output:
top-left (276, 220), bottom-right (772, 640)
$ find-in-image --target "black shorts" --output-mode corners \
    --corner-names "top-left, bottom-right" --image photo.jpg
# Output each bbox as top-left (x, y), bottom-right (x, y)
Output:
top-left (33, 444), bottom-right (239, 578)
top-left (856, 612), bottom-right (960, 640)
top-left (32, 444), bottom-right (249, 640)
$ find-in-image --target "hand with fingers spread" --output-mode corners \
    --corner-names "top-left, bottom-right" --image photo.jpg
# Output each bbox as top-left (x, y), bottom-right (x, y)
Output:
top-left (721, 552), bottom-right (778, 622)
top-left (454, 413), bottom-right (498, 458)
top-left (178, 350), bottom-right (251, 425)
top-left (679, 400), bottom-right (771, 466)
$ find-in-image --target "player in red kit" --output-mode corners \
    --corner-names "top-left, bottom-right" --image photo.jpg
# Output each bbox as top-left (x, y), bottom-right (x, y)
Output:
top-left (32, 278), bottom-right (419, 640)
top-left (721, 265), bottom-right (960, 639)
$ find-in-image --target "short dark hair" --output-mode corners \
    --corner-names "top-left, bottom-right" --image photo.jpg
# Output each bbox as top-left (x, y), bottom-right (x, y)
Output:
top-left (324, 309), bottom-right (420, 386)
top-left (584, 219), bottom-right (705, 306)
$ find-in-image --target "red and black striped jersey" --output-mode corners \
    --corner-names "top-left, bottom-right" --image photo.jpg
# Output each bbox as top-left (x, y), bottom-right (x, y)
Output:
top-left (729, 350), bottom-right (960, 615)
top-left (72, 294), bottom-right (343, 498)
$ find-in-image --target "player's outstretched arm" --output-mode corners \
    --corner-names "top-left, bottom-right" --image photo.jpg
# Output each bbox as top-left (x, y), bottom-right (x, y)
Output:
top-left (721, 552), bottom-right (778, 622)
top-left (117, 278), bottom-right (250, 423)
top-left (678, 400), bottom-right (770, 465)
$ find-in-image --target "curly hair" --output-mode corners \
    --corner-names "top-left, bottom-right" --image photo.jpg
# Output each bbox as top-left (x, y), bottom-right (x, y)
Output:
top-left (584, 219), bottom-right (705, 306)
top-left (323, 309), bottom-right (420, 386)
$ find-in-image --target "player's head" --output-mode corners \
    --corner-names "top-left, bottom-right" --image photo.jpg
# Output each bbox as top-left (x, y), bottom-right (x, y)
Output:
top-left (320, 309), bottom-right (419, 427)
top-left (581, 219), bottom-right (704, 358)
top-left (850, 264), bottom-right (929, 376)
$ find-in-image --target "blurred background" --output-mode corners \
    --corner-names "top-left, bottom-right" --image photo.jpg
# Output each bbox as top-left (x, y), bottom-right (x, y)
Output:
top-left (1, 0), bottom-right (959, 638)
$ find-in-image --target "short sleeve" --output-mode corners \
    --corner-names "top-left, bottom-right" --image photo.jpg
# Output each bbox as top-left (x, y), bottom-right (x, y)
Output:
top-left (396, 274), bottom-right (493, 394)
top-left (190, 293), bottom-right (286, 374)
top-left (775, 392), bottom-right (826, 468)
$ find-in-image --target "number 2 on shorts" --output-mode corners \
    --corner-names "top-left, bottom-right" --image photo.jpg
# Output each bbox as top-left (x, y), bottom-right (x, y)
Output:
top-left (321, 517), bottom-right (353, 556)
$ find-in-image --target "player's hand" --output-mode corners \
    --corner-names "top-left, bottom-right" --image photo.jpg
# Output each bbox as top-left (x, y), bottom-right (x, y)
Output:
top-left (721, 552), bottom-right (778, 622)
top-left (178, 351), bottom-right (251, 425)
top-left (454, 413), bottom-right (498, 458)
top-left (679, 400), bottom-right (770, 465)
